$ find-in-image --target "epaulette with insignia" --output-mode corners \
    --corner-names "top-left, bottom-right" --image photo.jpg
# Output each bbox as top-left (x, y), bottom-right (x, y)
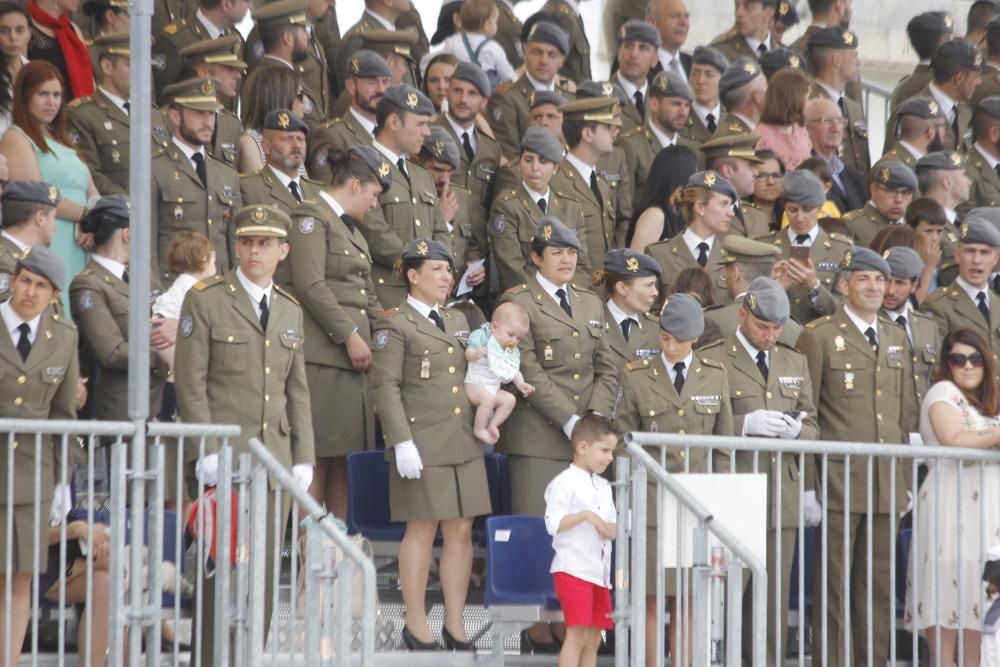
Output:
top-left (67, 97), bottom-right (89, 109)
top-left (505, 284), bottom-right (530, 295)
top-left (495, 190), bottom-right (514, 202)
top-left (699, 338), bottom-right (724, 350)
top-left (699, 356), bottom-right (724, 368)
top-left (274, 284), bottom-right (299, 305)
top-left (828, 232), bottom-right (853, 244)
top-left (162, 22), bottom-right (178, 34)
top-left (642, 312), bottom-right (658, 323)
top-left (192, 275), bottom-right (224, 291)
top-left (621, 126), bottom-right (643, 139)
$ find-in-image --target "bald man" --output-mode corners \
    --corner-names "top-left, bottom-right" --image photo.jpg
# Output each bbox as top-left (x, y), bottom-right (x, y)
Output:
top-left (805, 97), bottom-right (866, 212)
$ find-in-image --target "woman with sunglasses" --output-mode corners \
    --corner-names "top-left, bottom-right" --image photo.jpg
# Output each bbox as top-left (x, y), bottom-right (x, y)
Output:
top-left (906, 328), bottom-right (1000, 666)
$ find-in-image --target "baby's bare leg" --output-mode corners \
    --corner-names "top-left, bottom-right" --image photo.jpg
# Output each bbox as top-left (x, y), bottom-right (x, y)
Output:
top-left (486, 390), bottom-right (517, 441)
top-left (465, 384), bottom-right (498, 443)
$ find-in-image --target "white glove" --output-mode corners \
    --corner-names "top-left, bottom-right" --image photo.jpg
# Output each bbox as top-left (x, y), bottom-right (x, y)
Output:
top-left (778, 412), bottom-right (805, 440)
top-left (562, 414), bottom-right (581, 440)
top-left (49, 483), bottom-right (72, 526)
top-left (195, 453), bottom-right (219, 487)
top-left (741, 409), bottom-right (787, 437)
top-left (394, 441), bottom-right (423, 479)
top-left (802, 490), bottom-right (822, 527)
top-left (292, 464), bottom-right (314, 491)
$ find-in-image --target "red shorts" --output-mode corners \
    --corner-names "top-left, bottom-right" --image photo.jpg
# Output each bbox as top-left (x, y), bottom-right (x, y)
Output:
top-left (552, 571), bottom-right (613, 629)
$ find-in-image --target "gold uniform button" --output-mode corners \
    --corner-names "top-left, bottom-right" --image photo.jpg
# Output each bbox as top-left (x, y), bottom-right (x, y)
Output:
top-left (679, 449), bottom-right (685, 457)
top-left (735, 390), bottom-right (742, 397)
top-left (414, 220), bottom-right (421, 226)
top-left (572, 373), bottom-right (579, 380)
top-left (452, 386), bottom-right (458, 393)
top-left (265, 340), bottom-right (271, 347)
top-left (448, 366), bottom-right (456, 373)
top-left (678, 430), bottom-right (685, 435)
top-left (453, 407), bottom-right (461, 415)
top-left (360, 309), bottom-right (366, 315)
top-left (876, 414), bottom-right (882, 421)
top-left (227, 336), bottom-right (234, 342)
top-left (409, 417), bottom-right (416, 423)
top-left (845, 363), bottom-right (852, 370)
top-left (765, 391), bottom-right (772, 399)
top-left (264, 394), bottom-right (270, 402)
top-left (13, 397), bottom-right (21, 406)
top-left (448, 346), bottom-right (454, 354)
top-left (573, 395), bottom-right (580, 401)
top-left (876, 390), bottom-right (882, 397)
top-left (360, 289), bottom-right (366, 296)
top-left (648, 410), bottom-right (655, 416)
top-left (677, 409), bottom-right (684, 416)
top-left (574, 353), bottom-right (581, 359)
top-left (262, 421), bottom-right (268, 429)
top-left (16, 375), bottom-right (25, 384)
top-left (572, 332), bottom-right (579, 338)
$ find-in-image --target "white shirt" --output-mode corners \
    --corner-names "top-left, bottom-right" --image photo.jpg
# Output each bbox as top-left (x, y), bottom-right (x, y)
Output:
top-left (735, 326), bottom-right (767, 367)
top-left (744, 34), bottom-right (771, 55)
top-left (944, 207), bottom-right (958, 224)
top-left (195, 8), bottom-right (224, 39)
top-left (898, 140), bottom-right (924, 160)
top-left (929, 83), bottom-right (958, 126)
top-left (732, 111), bottom-right (757, 130)
top-left (692, 102), bottom-right (721, 129)
top-left (440, 32), bottom-right (517, 83)
top-left (318, 190), bottom-right (346, 218)
top-left (682, 227), bottom-right (714, 259)
top-left (1, 231), bottom-right (27, 253)
top-left (364, 8), bottom-right (395, 30)
top-left (664, 351), bottom-right (693, 385)
top-left (372, 140), bottom-right (403, 169)
top-left (349, 107), bottom-right (376, 136)
top-left (976, 142), bottom-right (1000, 170)
top-left (535, 271), bottom-right (570, 309)
top-left (606, 298), bottom-right (639, 331)
top-left (565, 151), bottom-right (596, 186)
top-left (152, 273), bottom-right (199, 319)
top-left (787, 225), bottom-right (819, 246)
top-left (816, 79), bottom-right (845, 105)
top-left (172, 136), bottom-right (207, 174)
top-left (261, 53), bottom-right (294, 70)
top-left (235, 267), bottom-right (273, 323)
top-left (92, 255), bottom-right (127, 282)
top-left (522, 183), bottom-right (549, 210)
top-left (658, 48), bottom-right (686, 78)
top-left (545, 463), bottom-right (616, 587)
top-left (446, 112), bottom-right (477, 154)
top-left (0, 299), bottom-right (39, 345)
top-left (956, 275), bottom-right (991, 309)
top-left (649, 118), bottom-right (677, 148)
top-left (844, 304), bottom-right (878, 344)
top-left (615, 70), bottom-right (648, 101)
top-left (267, 164), bottom-right (301, 194)
top-left (98, 85), bottom-right (129, 116)
top-left (405, 293), bottom-right (442, 324)
top-left (526, 71), bottom-right (556, 92)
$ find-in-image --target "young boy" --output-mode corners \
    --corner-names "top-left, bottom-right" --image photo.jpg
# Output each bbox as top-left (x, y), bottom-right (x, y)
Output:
top-left (464, 301), bottom-right (534, 443)
top-left (441, 0), bottom-right (517, 87)
top-left (544, 414), bottom-right (618, 667)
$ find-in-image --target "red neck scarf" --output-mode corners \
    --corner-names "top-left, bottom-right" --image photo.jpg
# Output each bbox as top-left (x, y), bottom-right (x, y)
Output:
top-left (26, 1), bottom-right (94, 99)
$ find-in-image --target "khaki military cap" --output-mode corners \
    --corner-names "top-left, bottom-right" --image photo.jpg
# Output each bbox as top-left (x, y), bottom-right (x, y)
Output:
top-left (91, 32), bottom-right (129, 58)
top-left (721, 235), bottom-right (781, 264)
top-left (252, 0), bottom-right (308, 28)
top-left (234, 205), bottom-right (290, 238)
top-left (700, 133), bottom-right (764, 163)
top-left (559, 97), bottom-right (622, 126)
top-left (360, 29), bottom-right (418, 59)
top-left (163, 77), bottom-right (223, 112)
top-left (179, 35), bottom-right (247, 70)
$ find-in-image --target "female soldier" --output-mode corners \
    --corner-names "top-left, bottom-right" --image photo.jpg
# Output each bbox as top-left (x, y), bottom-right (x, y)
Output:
top-left (598, 248), bottom-right (662, 373)
top-left (285, 146), bottom-right (387, 520)
top-left (498, 216), bottom-right (619, 650)
top-left (372, 238), bottom-right (490, 652)
top-left (615, 293), bottom-right (735, 667)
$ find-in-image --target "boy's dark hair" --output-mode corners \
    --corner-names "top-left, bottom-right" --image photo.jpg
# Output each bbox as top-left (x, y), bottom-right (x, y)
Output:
top-left (571, 413), bottom-right (618, 447)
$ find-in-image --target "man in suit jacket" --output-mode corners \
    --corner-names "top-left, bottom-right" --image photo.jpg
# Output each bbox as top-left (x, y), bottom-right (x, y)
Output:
top-left (880, 96), bottom-right (948, 171)
top-left (890, 11), bottom-right (955, 112)
top-left (680, 46), bottom-right (728, 145)
top-left (307, 50), bottom-right (388, 182)
top-left (965, 96), bottom-right (1000, 210)
top-left (646, 0), bottom-right (692, 83)
top-left (806, 97), bottom-right (867, 213)
top-left (710, 0), bottom-right (777, 64)
top-left (240, 110), bottom-right (323, 213)
top-left (884, 39), bottom-right (983, 155)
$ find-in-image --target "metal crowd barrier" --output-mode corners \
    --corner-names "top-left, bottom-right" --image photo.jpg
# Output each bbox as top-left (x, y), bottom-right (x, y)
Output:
top-left (861, 78), bottom-right (894, 159)
top-left (625, 431), bottom-right (1000, 667)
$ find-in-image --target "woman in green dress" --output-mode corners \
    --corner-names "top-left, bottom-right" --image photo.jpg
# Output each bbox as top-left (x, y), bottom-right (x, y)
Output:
top-left (0, 60), bottom-right (98, 314)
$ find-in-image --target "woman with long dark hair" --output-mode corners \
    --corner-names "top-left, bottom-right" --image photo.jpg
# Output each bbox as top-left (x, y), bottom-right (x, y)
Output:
top-left (627, 145), bottom-right (698, 250)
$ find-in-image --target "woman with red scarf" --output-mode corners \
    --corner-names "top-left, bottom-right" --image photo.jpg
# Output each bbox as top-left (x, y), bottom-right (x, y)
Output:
top-left (25, 0), bottom-right (93, 101)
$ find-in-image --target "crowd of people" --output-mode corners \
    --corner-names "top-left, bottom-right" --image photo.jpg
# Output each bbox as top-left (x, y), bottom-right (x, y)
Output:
top-left (2, 0), bottom-right (1000, 662)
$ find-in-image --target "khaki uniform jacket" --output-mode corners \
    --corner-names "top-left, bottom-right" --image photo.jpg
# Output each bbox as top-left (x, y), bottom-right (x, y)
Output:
top-left (284, 198), bottom-right (381, 369)
top-left (174, 272), bottom-right (314, 469)
top-left (598, 146), bottom-right (633, 244)
top-left (151, 0), bottom-right (194, 38)
top-left (498, 281), bottom-right (619, 460)
top-left (617, 94), bottom-right (647, 136)
top-left (973, 64), bottom-right (1000, 109)
top-left (710, 112), bottom-right (753, 140)
top-left (152, 16), bottom-right (243, 106)
top-left (306, 111), bottom-right (375, 183)
top-left (0, 308), bottom-right (79, 506)
top-left (614, 353), bottom-right (734, 473)
top-left (680, 108), bottom-right (713, 145)
top-left (843, 202), bottom-right (894, 248)
top-left (209, 110), bottom-right (242, 169)
top-left (699, 335), bottom-right (819, 526)
top-left (810, 81), bottom-right (870, 176)
top-left (69, 260), bottom-right (168, 420)
top-left (371, 302), bottom-right (481, 466)
top-left (889, 63), bottom-right (932, 112)
top-left (245, 26), bottom-right (332, 121)
top-left (965, 145), bottom-right (1000, 209)
top-left (618, 123), bottom-right (701, 203)
top-left (66, 90), bottom-right (170, 195)
top-left (448, 184), bottom-right (485, 284)
top-left (603, 306), bottom-right (660, 373)
top-left (922, 284), bottom-right (1000, 371)
top-left (797, 308), bottom-right (913, 513)
top-left (883, 307), bottom-right (940, 405)
top-left (885, 84), bottom-right (971, 155)
top-left (360, 157), bottom-right (450, 308)
top-left (789, 25), bottom-right (863, 104)
top-left (0, 235), bottom-right (25, 302)
top-left (645, 233), bottom-right (731, 308)
top-left (710, 31), bottom-right (765, 64)
top-left (733, 202), bottom-right (771, 239)
top-left (541, 0), bottom-right (591, 85)
top-left (487, 75), bottom-right (576, 159)
top-left (761, 227), bottom-right (849, 324)
top-left (881, 143), bottom-right (919, 170)
top-left (704, 295), bottom-right (803, 348)
top-left (550, 159), bottom-right (617, 267)
top-left (239, 167), bottom-right (324, 214)
top-left (494, 0), bottom-right (523, 69)
top-left (488, 183), bottom-right (590, 290)
top-left (336, 13), bottom-right (420, 96)
top-left (150, 142), bottom-right (241, 284)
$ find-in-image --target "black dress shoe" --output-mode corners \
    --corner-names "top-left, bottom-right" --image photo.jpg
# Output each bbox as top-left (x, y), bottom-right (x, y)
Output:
top-left (519, 629), bottom-right (560, 654)
top-left (441, 626), bottom-right (475, 651)
top-left (401, 626), bottom-right (440, 651)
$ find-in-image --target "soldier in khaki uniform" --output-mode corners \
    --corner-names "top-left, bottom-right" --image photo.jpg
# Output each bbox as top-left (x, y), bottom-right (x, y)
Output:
top-left (178, 35), bottom-right (246, 169)
top-left (493, 0), bottom-right (523, 69)
top-left (807, 26), bottom-right (870, 178)
top-left (881, 246), bottom-right (941, 406)
top-left (701, 133), bottom-right (771, 239)
top-left (884, 39), bottom-right (983, 156)
top-left (176, 204), bottom-right (314, 664)
top-left (487, 21), bottom-right (576, 160)
top-left (798, 246), bottom-right (915, 667)
top-left (240, 110), bottom-right (322, 213)
top-left (888, 11), bottom-right (954, 112)
top-left (371, 238), bottom-right (490, 651)
top-left (362, 84), bottom-right (450, 307)
top-left (306, 50), bottom-right (389, 182)
top-left (150, 0), bottom-right (249, 107)
top-left (915, 152), bottom-right (969, 275)
top-left (965, 97), bottom-right (1000, 210)
top-left (550, 96), bottom-right (622, 269)
top-left (646, 170), bottom-right (737, 308)
top-left (709, 0), bottom-right (777, 63)
top-left (618, 70), bottom-right (700, 200)
top-left (336, 3), bottom-right (421, 96)
top-left (329, 29), bottom-right (420, 122)
top-left (706, 234), bottom-right (802, 346)
top-left (67, 33), bottom-right (170, 195)
top-left (700, 276), bottom-right (819, 666)
top-left (614, 292), bottom-right (733, 667)
top-left (284, 145), bottom-right (387, 520)
top-left (491, 90), bottom-right (568, 194)
top-left (974, 17), bottom-right (1000, 109)
top-left (489, 126), bottom-right (591, 290)
top-left (541, 0), bottom-right (591, 84)
top-left (881, 96), bottom-right (947, 171)
top-left (712, 57), bottom-right (766, 140)
top-left (150, 77), bottom-right (242, 285)
top-left (0, 186), bottom-right (54, 302)
top-left (923, 218), bottom-right (1000, 363)
top-left (764, 171), bottom-right (851, 324)
top-left (681, 46), bottom-right (729, 145)
top-left (612, 20), bottom-right (660, 133)
top-left (843, 161), bottom-right (917, 248)
top-left (598, 248), bottom-right (661, 373)
top-left (0, 246), bottom-right (80, 667)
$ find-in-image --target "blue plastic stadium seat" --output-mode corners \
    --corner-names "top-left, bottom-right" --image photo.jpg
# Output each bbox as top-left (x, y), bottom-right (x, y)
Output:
top-left (345, 451), bottom-right (406, 542)
top-left (484, 515), bottom-right (560, 611)
top-left (473, 452), bottom-right (509, 547)
top-left (788, 526), bottom-right (816, 614)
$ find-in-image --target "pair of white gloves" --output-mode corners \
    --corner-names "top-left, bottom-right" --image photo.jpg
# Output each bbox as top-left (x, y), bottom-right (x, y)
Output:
top-left (195, 454), bottom-right (314, 491)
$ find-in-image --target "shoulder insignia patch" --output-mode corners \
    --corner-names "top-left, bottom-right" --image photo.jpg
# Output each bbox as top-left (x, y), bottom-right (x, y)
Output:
top-left (274, 284), bottom-right (299, 305)
top-left (77, 290), bottom-right (94, 312)
top-left (492, 214), bottom-right (505, 234)
top-left (179, 315), bottom-right (193, 337)
top-left (374, 329), bottom-right (389, 349)
top-left (299, 217), bottom-right (315, 234)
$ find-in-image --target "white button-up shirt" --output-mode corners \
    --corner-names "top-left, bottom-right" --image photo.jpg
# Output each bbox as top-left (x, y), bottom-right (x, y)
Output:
top-left (545, 463), bottom-right (616, 587)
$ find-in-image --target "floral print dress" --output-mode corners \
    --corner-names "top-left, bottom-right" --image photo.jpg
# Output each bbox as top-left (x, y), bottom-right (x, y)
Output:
top-left (904, 381), bottom-right (1000, 631)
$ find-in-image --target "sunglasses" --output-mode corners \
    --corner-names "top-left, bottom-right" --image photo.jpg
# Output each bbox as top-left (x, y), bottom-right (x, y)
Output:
top-left (947, 352), bottom-right (985, 369)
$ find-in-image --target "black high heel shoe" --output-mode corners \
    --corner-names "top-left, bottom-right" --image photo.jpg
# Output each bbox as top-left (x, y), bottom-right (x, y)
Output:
top-left (519, 629), bottom-right (560, 654)
top-left (401, 626), bottom-right (440, 651)
top-left (442, 626), bottom-right (475, 651)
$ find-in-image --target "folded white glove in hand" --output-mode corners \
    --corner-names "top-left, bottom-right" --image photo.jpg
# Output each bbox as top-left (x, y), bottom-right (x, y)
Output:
top-left (49, 483), bottom-right (72, 526)
top-left (802, 490), bottom-right (822, 527)
top-left (195, 453), bottom-right (219, 487)
top-left (742, 409), bottom-right (787, 437)
top-left (562, 414), bottom-right (581, 440)
top-left (395, 441), bottom-right (423, 479)
top-left (779, 412), bottom-right (804, 440)
top-left (292, 463), bottom-right (314, 491)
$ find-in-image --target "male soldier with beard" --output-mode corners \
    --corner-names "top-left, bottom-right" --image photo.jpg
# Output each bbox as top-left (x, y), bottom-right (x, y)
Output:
top-left (241, 110), bottom-right (323, 212)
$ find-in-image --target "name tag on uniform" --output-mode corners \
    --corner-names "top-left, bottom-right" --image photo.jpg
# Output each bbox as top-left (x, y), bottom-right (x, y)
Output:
top-left (817, 261), bottom-right (838, 272)
top-left (46, 367), bottom-right (65, 375)
top-left (588, 320), bottom-right (603, 329)
top-left (887, 345), bottom-right (903, 363)
top-left (778, 376), bottom-right (803, 389)
top-left (282, 330), bottom-right (301, 342)
top-left (420, 356), bottom-right (431, 379)
top-left (692, 395), bottom-right (721, 407)
top-left (103, 121), bottom-right (113, 131)
top-left (635, 348), bottom-right (658, 359)
top-left (925, 343), bottom-right (937, 354)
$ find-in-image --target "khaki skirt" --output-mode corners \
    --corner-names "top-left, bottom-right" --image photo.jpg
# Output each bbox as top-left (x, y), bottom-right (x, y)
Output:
top-left (507, 455), bottom-right (570, 516)
top-left (389, 457), bottom-right (491, 522)
top-left (0, 502), bottom-right (52, 574)
top-left (307, 363), bottom-right (373, 458)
